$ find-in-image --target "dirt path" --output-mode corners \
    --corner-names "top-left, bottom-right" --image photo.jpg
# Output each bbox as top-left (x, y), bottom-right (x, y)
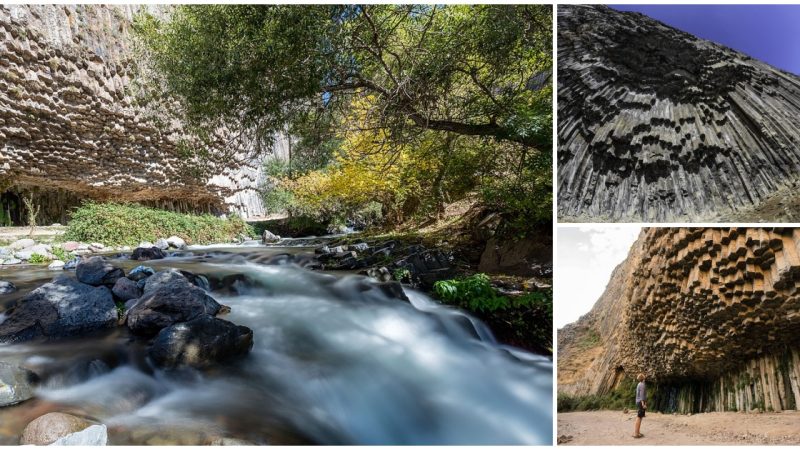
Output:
top-left (558, 410), bottom-right (800, 445)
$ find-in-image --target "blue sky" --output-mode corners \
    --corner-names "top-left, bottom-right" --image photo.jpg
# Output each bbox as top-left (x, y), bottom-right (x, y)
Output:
top-left (610, 5), bottom-right (800, 75)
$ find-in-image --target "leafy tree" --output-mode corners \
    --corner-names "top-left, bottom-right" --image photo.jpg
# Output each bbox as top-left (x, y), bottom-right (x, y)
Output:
top-left (133, 5), bottom-right (551, 149)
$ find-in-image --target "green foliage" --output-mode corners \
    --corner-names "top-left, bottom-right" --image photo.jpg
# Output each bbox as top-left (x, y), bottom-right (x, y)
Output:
top-left (64, 202), bottom-right (253, 247)
top-left (50, 246), bottom-right (71, 262)
top-left (558, 377), bottom-right (638, 412)
top-left (27, 253), bottom-right (48, 264)
top-left (434, 273), bottom-right (553, 352)
top-left (134, 5), bottom-right (552, 148)
top-left (393, 267), bottom-right (411, 282)
top-left (136, 4), bottom-right (553, 234)
top-left (481, 148), bottom-right (552, 232)
top-left (434, 273), bottom-right (506, 313)
top-left (578, 329), bottom-right (601, 350)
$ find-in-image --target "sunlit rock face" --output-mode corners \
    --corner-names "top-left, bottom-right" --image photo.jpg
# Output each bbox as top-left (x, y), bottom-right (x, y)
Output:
top-left (559, 228), bottom-right (800, 413)
top-left (557, 5), bottom-right (800, 222)
top-left (0, 5), bottom-right (279, 218)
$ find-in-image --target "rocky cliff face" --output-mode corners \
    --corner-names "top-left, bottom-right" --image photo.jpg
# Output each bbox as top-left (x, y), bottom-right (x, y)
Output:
top-left (559, 228), bottom-right (800, 413)
top-left (557, 5), bottom-right (800, 222)
top-left (0, 5), bottom-right (278, 222)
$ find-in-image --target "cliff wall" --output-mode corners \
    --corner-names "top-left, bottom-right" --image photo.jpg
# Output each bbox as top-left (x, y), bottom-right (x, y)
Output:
top-left (558, 5), bottom-right (800, 222)
top-left (559, 228), bottom-right (800, 413)
top-left (0, 5), bottom-right (278, 222)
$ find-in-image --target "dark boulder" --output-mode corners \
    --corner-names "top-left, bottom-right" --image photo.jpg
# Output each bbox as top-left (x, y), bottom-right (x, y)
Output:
top-left (127, 271), bottom-right (222, 336)
top-left (0, 276), bottom-right (117, 343)
top-left (148, 316), bottom-right (253, 369)
top-left (394, 249), bottom-right (454, 289)
top-left (131, 247), bottom-right (166, 261)
top-left (179, 270), bottom-right (210, 292)
top-left (111, 277), bottom-right (141, 302)
top-left (63, 257), bottom-right (81, 270)
top-left (76, 257), bottom-right (124, 287)
top-left (127, 265), bottom-right (156, 282)
top-left (0, 280), bottom-right (17, 295)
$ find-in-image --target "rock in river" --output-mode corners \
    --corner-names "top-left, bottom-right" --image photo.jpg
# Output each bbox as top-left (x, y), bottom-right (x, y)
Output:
top-left (0, 280), bottom-right (16, 294)
top-left (0, 275), bottom-right (117, 343)
top-left (76, 256), bottom-right (124, 286)
top-left (132, 246), bottom-right (166, 261)
top-left (166, 235), bottom-right (186, 249)
top-left (112, 277), bottom-right (141, 301)
top-left (127, 270), bottom-right (222, 336)
top-left (0, 362), bottom-right (37, 406)
top-left (20, 412), bottom-right (103, 445)
top-left (149, 315), bottom-right (253, 369)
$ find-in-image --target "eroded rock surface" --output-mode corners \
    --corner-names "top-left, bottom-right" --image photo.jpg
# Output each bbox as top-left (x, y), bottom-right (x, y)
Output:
top-left (0, 5), bottom-right (285, 218)
top-left (559, 228), bottom-right (800, 413)
top-left (558, 5), bottom-right (800, 222)
top-left (0, 275), bottom-right (117, 343)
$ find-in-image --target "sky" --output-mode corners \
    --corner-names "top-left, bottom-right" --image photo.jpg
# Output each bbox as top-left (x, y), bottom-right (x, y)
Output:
top-left (555, 226), bottom-right (641, 328)
top-left (610, 5), bottom-right (800, 75)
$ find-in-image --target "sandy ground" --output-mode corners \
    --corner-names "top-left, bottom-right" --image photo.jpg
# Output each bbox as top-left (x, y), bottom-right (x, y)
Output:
top-left (558, 410), bottom-right (800, 445)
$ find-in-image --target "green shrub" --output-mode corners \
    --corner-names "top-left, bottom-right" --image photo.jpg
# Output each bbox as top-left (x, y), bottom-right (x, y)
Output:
top-left (64, 202), bottom-right (254, 247)
top-left (558, 376), bottom-right (638, 412)
top-left (28, 253), bottom-right (49, 264)
top-left (51, 246), bottom-right (71, 262)
top-left (433, 274), bottom-right (553, 353)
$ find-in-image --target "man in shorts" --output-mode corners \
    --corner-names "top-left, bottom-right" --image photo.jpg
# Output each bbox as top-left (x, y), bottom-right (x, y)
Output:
top-left (634, 372), bottom-right (646, 438)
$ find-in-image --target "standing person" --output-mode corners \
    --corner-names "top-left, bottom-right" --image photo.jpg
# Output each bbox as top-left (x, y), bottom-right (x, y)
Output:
top-left (633, 373), bottom-right (646, 438)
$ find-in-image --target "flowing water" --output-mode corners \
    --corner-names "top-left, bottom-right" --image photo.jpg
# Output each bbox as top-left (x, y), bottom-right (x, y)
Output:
top-left (0, 245), bottom-right (552, 445)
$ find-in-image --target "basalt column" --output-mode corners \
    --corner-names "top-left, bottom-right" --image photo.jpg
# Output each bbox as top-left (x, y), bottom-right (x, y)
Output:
top-left (0, 5), bottom-right (276, 219)
top-left (559, 228), bottom-right (800, 413)
top-left (557, 5), bottom-right (800, 222)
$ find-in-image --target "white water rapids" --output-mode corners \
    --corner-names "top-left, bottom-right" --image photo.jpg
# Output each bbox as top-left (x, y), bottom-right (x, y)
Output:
top-left (0, 248), bottom-right (552, 444)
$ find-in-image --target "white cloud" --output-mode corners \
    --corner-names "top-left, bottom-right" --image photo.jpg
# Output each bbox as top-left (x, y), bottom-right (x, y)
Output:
top-left (555, 226), bottom-right (641, 327)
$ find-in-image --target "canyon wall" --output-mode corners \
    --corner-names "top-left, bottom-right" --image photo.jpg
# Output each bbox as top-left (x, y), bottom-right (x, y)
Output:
top-left (557, 5), bottom-right (800, 222)
top-left (0, 5), bottom-right (279, 222)
top-left (559, 228), bottom-right (800, 413)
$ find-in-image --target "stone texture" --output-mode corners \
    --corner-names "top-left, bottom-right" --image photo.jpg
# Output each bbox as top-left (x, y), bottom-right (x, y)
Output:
top-left (0, 5), bottom-right (289, 219)
top-left (19, 412), bottom-right (98, 445)
top-left (0, 362), bottom-right (37, 406)
top-left (76, 256), bottom-right (124, 286)
top-left (0, 275), bottom-right (117, 343)
top-left (0, 280), bottom-right (16, 294)
top-left (131, 246), bottom-right (165, 261)
top-left (148, 315), bottom-right (253, 369)
top-left (558, 5), bottom-right (800, 222)
top-left (127, 270), bottom-right (222, 336)
top-left (50, 424), bottom-right (108, 446)
top-left (111, 276), bottom-right (140, 301)
top-left (559, 228), bottom-right (800, 413)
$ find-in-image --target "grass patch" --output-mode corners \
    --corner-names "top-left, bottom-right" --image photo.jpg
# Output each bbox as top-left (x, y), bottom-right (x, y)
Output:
top-left (27, 253), bottom-right (49, 264)
top-left (578, 328), bottom-right (601, 350)
top-left (50, 246), bottom-right (72, 262)
top-left (64, 202), bottom-right (254, 247)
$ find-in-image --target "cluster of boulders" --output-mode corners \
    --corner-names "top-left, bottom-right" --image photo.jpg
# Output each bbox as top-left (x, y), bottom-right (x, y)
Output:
top-left (315, 240), bottom-right (455, 289)
top-left (0, 235), bottom-right (190, 270)
top-left (0, 238), bottom-right (113, 269)
top-left (0, 255), bottom-right (252, 369)
top-left (0, 249), bottom-right (254, 445)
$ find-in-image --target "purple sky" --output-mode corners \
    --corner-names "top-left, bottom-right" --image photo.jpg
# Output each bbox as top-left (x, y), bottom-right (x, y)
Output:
top-left (610, 5), bottom-right (800, 75)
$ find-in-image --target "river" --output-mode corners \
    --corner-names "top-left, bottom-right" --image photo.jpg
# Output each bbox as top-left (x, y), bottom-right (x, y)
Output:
top-left (0, 244), bottom-right (552, 445)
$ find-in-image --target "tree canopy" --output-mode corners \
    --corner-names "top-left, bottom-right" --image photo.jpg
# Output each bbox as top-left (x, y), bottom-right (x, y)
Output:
top-left (134, 4), bottom-right (552, 149)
